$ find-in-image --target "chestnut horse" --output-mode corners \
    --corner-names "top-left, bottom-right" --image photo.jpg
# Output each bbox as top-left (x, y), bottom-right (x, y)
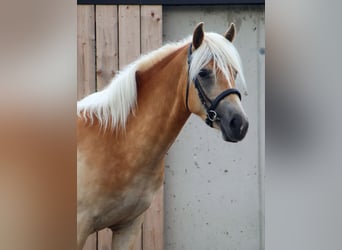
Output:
top-left (77, 22), bottom-right (248, 250)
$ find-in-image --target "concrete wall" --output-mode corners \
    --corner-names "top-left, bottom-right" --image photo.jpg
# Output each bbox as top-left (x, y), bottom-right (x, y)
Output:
top-left (163, 5), bottom-right (265, 250)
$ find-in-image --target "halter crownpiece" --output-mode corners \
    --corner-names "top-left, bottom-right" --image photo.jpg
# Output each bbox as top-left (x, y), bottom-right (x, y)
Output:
top-left (185, 43), bottom-right (242, 127)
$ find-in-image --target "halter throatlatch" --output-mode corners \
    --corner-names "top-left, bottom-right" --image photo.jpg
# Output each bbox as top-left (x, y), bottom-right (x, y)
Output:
top-left (185, 44), bottom-right (242, 127)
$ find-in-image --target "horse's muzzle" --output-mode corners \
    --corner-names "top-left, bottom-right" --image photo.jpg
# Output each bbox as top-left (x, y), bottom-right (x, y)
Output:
top-left (216, 102), bottom-right (249, 142)
top-left (219, 113), bottom-right (249, 142)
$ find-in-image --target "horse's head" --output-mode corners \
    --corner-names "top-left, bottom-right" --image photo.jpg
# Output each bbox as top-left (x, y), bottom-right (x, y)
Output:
top-left (186, 22), bottom-right (249, 143)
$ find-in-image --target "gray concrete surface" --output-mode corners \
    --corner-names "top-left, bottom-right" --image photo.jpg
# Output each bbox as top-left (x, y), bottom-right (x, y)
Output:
top-left (163, 5), bottom-right (265, 250)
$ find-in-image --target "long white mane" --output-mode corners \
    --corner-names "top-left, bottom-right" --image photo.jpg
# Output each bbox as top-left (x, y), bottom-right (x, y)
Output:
top-left (77, 32), bottom-right (246, 130)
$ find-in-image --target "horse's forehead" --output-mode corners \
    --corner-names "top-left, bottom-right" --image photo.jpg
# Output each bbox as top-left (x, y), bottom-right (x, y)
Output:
top-left (205, 59), bottom-right (214, 68)
top-left (203, 59), bottom-right (236, 88)
top-left (205, 59), bottom-right (234, 75)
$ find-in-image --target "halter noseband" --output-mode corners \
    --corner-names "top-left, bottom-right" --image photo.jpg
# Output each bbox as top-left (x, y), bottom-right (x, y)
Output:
top-left (185, 44), bottom-right (242, 127)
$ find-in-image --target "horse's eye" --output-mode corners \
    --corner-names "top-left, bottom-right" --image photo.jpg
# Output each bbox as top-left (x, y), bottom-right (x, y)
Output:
top-left (198, 69), bottom-right (210, 78)
top-left (233, 70), bottom-right (238, 79)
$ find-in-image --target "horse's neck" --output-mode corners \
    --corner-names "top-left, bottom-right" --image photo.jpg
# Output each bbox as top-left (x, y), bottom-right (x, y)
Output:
top-left (123, 46), bottom-right (190, 162)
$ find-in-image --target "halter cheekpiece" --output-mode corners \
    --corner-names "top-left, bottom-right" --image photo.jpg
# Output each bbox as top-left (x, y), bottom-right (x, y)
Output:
top-left (185, 44), bottom-right (242, 127)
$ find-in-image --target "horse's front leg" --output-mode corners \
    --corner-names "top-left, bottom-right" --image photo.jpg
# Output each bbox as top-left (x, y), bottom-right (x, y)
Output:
top-left (77, 213), bottom-right (93, 250)
top-left (110, 214), bottom-right (144, 250)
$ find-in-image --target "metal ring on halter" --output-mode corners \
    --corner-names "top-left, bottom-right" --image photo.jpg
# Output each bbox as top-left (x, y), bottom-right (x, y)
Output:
top-left (207, 110), bottom-right (218, 122)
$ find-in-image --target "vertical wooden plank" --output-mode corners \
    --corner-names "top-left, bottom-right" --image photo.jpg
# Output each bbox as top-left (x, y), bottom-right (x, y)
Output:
top-left (78, 5), bottom-right (97, 250)
top-left (118, 5), bottom-right (140, 69)
top-left (95, 5), bottom-right (119, 250)
top-left (77, 5), bottom-right (96, 100)
top-left (143, 186), bottom-right (164, 250)
top-left (141, 6), bottom-right (163, 250)
top-left (140, 5), bottom-right (163, 53)
top-left (118, 5), bottom-right (142, 250)
top-left (95, 5), bottom-right (118, 91)
top-left (95, 5), bottom-right (118, 250)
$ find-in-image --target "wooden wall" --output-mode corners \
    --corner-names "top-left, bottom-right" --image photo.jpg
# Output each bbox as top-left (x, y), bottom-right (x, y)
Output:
top-left (77, 4), bottom-right (163, 250)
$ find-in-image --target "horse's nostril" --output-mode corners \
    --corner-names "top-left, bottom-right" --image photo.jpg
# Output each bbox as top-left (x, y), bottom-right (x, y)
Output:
top-left (230, 115), bottom-right (242, 129)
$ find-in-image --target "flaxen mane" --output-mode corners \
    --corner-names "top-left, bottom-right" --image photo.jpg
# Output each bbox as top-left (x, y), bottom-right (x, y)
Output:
top-left (77, 33), bottom-right (246, 130)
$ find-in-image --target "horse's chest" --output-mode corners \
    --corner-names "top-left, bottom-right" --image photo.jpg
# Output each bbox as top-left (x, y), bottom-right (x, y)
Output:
top-left (79, 162), bottom-right (161, 228)
top-left (94, 172), bottom-right (157, 229)
top-left (78, 142), bottom-right (164, 230)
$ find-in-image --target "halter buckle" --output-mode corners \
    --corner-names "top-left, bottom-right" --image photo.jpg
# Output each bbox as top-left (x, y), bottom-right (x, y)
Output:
top-left (207, 110), bottom-right (218, 122)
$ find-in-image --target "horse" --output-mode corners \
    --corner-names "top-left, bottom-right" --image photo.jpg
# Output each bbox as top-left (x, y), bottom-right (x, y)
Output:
top-left (77, 22), bottom-right (249, 250)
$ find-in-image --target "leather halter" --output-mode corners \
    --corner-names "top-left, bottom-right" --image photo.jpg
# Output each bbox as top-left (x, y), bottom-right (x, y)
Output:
top-left (185, 44), bottom-right (242, 127)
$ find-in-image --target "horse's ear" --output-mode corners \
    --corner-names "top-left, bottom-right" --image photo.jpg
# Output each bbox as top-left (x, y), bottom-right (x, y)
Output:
top-left (224, 23), bottom-right (236, 42)
top-left (192, 22), bottom-right (204, 50)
